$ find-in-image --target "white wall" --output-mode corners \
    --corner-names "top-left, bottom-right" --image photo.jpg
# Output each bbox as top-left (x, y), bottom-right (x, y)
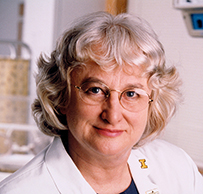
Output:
top-left (53, 0), bottom-right (105, 45)
top-left (23, 0), bottom-right (56, 123)
top-left (128, 0), bottom-right (203, 166)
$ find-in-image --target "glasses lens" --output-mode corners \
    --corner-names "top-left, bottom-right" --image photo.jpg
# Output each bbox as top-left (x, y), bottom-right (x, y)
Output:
top-left (79, 81), bottom-right (108, 104)
top-left (120, 88), bottom-right (149, 112)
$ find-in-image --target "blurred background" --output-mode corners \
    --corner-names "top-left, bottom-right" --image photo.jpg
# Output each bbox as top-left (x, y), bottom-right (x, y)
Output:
top-left (0, 0), bottom-right (202, 180)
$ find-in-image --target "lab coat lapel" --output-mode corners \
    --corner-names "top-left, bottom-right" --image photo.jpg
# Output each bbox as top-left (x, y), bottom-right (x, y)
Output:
top-left (128, 151), bottom-right (160, 194)
top-left (45, 138), bottom-right (96, 194)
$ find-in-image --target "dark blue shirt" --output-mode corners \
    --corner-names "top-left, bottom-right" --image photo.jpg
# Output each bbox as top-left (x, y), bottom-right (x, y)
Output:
top-left (97, 179), bottom-right (139, 194)
top-left (120, 179), bottom-right (139, 194)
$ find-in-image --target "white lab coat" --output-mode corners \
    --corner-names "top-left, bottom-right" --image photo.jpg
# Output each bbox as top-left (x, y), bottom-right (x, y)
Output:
top-left (0, 137), bottom-right (202, 194)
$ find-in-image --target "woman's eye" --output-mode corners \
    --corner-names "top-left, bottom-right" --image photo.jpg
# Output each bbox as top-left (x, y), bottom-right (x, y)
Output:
top-left (125, 91), bottom-right (139, 99)
top-left (127, 91), bottom-right (135, 97)
top-left (86, 87), bottom-right (103, 94)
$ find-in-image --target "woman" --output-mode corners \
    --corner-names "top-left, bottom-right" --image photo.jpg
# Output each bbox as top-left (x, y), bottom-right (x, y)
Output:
top-left (0, 11), bottom-right (202, 194)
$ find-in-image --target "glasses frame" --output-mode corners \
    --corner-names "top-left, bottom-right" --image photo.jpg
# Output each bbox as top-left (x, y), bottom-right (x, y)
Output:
top-left (73, 81), bottom-right (153, 112)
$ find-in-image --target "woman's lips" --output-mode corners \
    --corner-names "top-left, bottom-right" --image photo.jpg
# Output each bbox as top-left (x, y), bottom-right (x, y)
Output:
top-left (94, 127), bottom-right (124, 137)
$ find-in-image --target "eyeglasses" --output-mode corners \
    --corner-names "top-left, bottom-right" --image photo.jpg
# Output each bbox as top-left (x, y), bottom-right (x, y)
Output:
top-left (73, 81), bottom-right (153, 112)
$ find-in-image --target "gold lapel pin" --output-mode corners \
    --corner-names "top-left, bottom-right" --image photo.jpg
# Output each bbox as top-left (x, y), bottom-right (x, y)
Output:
top-left (139, 159), bottom-right (148, 169)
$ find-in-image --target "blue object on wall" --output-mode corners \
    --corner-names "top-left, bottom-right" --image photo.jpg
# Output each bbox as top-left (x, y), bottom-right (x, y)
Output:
top-left (191, 13), bottom-right (203, 30)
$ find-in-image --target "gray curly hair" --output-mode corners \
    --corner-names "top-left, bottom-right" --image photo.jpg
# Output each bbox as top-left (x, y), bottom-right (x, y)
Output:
top-left (32, 11), bottom-right (182, 146)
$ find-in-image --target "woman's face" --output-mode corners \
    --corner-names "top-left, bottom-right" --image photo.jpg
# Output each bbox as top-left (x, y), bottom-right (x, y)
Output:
top-left (63, 61), bottom-right (151, 161)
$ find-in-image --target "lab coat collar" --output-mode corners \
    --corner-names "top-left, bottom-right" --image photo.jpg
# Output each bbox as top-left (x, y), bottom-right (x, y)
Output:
top-left (128, 150), bottom-right (160, 194)
top-left (45, 137), bottom-right (96, 194)
top-left (45, 137), bottom-right (160, 194)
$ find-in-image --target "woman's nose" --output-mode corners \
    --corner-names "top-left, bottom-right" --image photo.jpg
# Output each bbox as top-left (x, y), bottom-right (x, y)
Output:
top-left (100, 92), bottom-right (123, 125)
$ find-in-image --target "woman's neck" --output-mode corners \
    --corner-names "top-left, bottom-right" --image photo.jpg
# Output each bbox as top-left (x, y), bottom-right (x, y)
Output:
top-left (68, 144), bottom-right (132, 194)
top-left (61, 132), bottom-right (132, 194)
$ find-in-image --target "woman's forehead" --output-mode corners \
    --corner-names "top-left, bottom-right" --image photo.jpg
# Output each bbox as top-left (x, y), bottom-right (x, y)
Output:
top-left (72, 61), bottom-right (145, 76)
top-left (71, 61), bottom-right (148, 88)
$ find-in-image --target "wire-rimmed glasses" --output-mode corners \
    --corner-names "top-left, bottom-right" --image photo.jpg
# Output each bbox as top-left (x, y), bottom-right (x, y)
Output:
top-left (73, 81), bottom-right (153, 112)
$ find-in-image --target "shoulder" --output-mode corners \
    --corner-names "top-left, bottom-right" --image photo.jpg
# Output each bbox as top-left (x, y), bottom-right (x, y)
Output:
top-left (0, 144), bottom-right (58, 194)
top-left (133, 139), bottom-right (196, 170)
top-left (131, 139), bottom-right (203, 193)
top-left (134, 139), bottom-right (190, 160)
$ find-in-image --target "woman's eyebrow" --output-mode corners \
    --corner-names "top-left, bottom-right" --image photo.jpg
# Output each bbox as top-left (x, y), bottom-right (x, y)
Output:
top-left (81, 77), bottom-right (103, 83)
top-left (124, 83), bottom-right (144, 89)
top-left (82, 77), bottom-right (144, 89)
